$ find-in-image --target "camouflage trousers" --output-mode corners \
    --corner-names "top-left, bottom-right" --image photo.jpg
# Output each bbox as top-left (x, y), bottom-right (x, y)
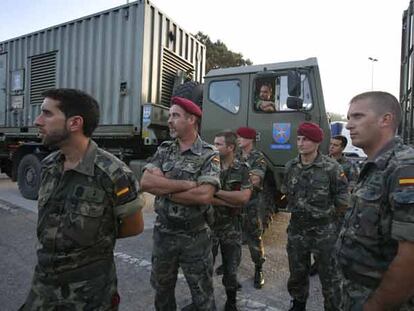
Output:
top-left (243, 197), bottom-right (265, 266)
top-left (287, 221), bottom-right (342, 311)
top-left (342, 278), bottom-right (414, 311)
top-left (19, 261), bottom-right (119, 311)
top-left (151, 227), bottom-right (216, 311)
top-left (212, 216), bottom-right (242, 291)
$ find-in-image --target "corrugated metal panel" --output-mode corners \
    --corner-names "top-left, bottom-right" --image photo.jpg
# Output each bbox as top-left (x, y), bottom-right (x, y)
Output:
top-left (0, 0), bottom-right (206, 131)
top-left (30, 52), bottom-right (57, 105)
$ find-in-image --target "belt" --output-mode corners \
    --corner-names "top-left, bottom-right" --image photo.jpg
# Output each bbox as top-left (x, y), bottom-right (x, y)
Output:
top-left (290, 213), bottom-right (332, 227)
top-left (35, 259), bottom-right (114, 285)
top-left (160, 215), bottom-right (207, 231)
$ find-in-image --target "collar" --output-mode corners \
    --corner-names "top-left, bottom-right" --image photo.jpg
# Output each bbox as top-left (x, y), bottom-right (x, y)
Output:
top-left (296, 152), bottom-right (324, 168)
top-left (172, 135), bottom-right (204, 156)
top-left (71, 140), bottom-right (97, 176)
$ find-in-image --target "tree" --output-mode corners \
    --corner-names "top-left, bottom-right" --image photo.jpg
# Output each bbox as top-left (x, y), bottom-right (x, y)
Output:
top-left (328, 112), bottom-right (347, 122)
top-left (195, 32), bottom-right (252, 72)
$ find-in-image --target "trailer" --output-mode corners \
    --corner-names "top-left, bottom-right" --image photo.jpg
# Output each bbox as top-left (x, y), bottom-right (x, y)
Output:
top-left (0, 0), bottom-right (205, 199)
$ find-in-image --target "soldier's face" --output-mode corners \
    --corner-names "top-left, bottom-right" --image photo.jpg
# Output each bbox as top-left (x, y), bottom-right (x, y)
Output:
top-left (346, 100), bottom-right (382, 150)
top-left (237, 136), bottom-right (253, 149)
top-left (168, 105), bottom-right (193, 139)
top-left (214, 136), bottom-right (233, 157)
top-left (34, 98), bottom-right (70, 147)
top-left (297, 136), bottom-right (319, 155)
top-left (329, 139), bottom-right (344, 157)
top-left (259, 85), bottom-right (272, 100)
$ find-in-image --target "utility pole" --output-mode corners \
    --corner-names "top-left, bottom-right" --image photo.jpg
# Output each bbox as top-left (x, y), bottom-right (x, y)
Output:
top-left (368, 57), bottom-right (378, 91)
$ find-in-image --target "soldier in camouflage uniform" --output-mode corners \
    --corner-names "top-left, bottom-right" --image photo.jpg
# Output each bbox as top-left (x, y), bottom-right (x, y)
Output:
top-left (20, 89), bottom-right (145, 311)
top-left (211, 131), bottom-right (252, 311)
top-left (281, 122), bottom-right (349, 311)
top-left (337, 91), bottom-right (414, 310)
top-left (236, 126), bottom-right (266, 289)
top-left (141, 96), bottom-right (221, 311)
top-left (329, 135), bottom-right (359, 192)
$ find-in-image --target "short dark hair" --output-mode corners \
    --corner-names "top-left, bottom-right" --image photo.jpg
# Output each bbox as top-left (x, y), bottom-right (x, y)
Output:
top-left (215, 131), bottom-right (238, 149)
top-left (350, 91), bottom-right (401, 131)
top-left (332, 135), bottom-right (348, 148)
top-left (41, 88), bottom-right (100, 137)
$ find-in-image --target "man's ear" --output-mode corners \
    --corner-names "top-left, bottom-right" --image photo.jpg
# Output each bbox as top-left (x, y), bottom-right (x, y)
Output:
top-left (380, 112), bottom-right (393, 129)
top-left (67, 115), bottom-right (84, 133)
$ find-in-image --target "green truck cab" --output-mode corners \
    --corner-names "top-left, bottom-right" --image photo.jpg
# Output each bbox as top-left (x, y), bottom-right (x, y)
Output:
top-left (199, 57), bottom-right (330, 204)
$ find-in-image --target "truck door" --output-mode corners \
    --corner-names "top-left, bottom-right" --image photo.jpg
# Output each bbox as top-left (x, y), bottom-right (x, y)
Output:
top-left (0, 53), bottom-right (6, 126)
top-left (201, 74), bottom-right (250, 144)
top-left (247, 72), bottom-right (316, 170)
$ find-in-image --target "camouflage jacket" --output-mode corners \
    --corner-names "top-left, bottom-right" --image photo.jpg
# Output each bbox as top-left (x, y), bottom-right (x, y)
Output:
top-left (281, 153), bottom-right (349, 219)
top-left (145, 136), bottom-right (221, 233)
top-left (37, 140), bottom-right (143, 274)
top-left (237, 148), bottom-right (267, 192)
top-left (213, 158), bottom-right (252, 229)
top-left (335, 155), bottom-right (359, 191)
top-left (337, 138), bottom-right (414, 286)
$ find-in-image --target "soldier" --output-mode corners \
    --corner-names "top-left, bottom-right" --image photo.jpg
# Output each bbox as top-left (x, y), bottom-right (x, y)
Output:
top-left (140, 96), bottom-right (221, 311)
top-left (256, 82), bottom-right (276, 112)
top-left (337, 91), bottom-right (414, 310)
top-left (236, 126), bottom-right (266, 289)
top-left (329, 135), bottom-right (359, 192)
top-left (281, 122), bottom-right (348, 311)
top-left (20, 88), bottom-right (145, 310)
top-left (211, 131), bottom-right (252, 311)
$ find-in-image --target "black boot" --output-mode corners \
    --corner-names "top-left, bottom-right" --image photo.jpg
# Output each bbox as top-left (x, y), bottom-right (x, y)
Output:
top-left (224, 290), bottom-right (238, 311)
top-left (253, 265), bottom-right (264, 289)
top-left (288, 300), bottom-right (306, 311)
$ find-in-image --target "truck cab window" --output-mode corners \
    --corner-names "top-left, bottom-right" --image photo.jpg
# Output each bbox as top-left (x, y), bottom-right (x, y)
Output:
top-left (209, 80), bottom-right (241, 114)
top-left (254, 74), bottom-right (313, 112)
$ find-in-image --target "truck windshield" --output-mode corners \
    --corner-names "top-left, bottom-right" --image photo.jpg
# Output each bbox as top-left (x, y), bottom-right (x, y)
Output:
top-left (208, 79), bottom-right (241, 114)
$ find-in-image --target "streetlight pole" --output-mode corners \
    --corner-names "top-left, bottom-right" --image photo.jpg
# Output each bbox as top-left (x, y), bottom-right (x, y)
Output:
top-left (368, 57), bottom-right (378, 91)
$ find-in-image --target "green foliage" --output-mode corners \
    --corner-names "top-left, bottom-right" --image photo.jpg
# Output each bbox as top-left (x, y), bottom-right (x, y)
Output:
top-left (195, 31), bottom-right (252, 72)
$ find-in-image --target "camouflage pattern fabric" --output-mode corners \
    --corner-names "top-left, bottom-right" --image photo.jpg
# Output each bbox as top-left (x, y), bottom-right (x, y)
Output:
top-left (145, 136), bottom-right (220, 311)
top-left (212, 158), bottom-right (251, 290)
top-left (342, 278), bottom-right (414, 311)
top-left (282, 153), bottom-right (349, 310)
top-left (336, 155), bottom-right (359, 192)
top-left (237, 148), bottom-right (267, 266)
top-left (20, 140), bottom-right (143, 310)
top-left (337, 138), bottom-right (414, 309)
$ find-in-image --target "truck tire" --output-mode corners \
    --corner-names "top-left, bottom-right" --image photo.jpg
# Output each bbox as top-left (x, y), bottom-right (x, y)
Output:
top-left (17, 154), bottom-right (42, 200)
top-left (172, 81), bottom-right (203, 107)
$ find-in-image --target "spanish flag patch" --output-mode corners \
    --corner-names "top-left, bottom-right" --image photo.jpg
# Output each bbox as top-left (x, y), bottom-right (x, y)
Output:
top-left (399, 178), bottom-right (414, 186)
top-left (116, 187), bottom-right (130, 197)
top-left (212, 156), bottom-right (220, 165)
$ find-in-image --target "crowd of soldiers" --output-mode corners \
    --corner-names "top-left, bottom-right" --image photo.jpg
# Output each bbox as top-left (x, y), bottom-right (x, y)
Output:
top-left (18, 88), bottom-right (414, 311)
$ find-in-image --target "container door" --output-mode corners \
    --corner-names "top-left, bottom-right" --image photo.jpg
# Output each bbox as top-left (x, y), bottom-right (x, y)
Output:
top-left (0, 53), bottom-right (6, 126)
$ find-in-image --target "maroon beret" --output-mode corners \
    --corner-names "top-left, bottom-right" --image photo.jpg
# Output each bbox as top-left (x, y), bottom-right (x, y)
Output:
top-left (236, 127), bottom-right (256, 139)
top-left (171, 96), bottom-right (202, 118)
top-left (297, 122), bottom-right (324, 143)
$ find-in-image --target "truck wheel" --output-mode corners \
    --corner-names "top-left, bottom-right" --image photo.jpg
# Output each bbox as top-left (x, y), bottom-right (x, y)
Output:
top-left (17, 154), bottom-right (42, 200)
top-left (172, 81), bottom-right (203, 107)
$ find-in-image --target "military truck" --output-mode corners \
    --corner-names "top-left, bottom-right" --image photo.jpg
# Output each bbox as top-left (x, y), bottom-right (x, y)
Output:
top-left (0, 0), bottom-right (206, 199)
top-left (190, 58), bottom-right (331, 207)
top-left (0, 1), bottom-right (331, 203)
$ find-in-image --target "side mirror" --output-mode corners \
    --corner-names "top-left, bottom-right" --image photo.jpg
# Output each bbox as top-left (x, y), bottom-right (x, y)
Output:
top-left (288, 70), bottom-right (301, 97)
top-left (287, 96), bottom-right (303, 110)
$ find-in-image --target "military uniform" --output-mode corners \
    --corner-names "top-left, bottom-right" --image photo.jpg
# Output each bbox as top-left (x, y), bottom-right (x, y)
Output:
top-left (146, 136), bottom-right (221, 311)
top-left (238, 149), bottom-right (267, 268)
top-left (337, 138), bottom-right (414, 310)
top-left (21, 140), bottom-right (143, 311)
top-left (336, 155), bottom-right (359, 191)
top-left (211, 158), bottom-right (251, 291)
top-left (281, 153), bottom-right (348, 310)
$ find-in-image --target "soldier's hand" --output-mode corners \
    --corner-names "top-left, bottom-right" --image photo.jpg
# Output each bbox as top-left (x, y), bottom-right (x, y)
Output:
top-left (250, 174), bottom-right (261, 187)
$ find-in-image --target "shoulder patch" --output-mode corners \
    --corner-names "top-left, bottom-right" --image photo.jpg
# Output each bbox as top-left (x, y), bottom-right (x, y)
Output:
top-left (212, 155), bottom-right (220, 165)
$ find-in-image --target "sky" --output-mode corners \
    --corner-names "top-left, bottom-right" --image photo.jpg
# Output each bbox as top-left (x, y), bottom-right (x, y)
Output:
top-left (0, 0), bottom-right (409, 116)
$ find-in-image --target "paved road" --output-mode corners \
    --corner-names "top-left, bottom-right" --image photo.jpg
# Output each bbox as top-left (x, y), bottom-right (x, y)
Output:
top-left (0, 174), bottom-right (325, 310)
